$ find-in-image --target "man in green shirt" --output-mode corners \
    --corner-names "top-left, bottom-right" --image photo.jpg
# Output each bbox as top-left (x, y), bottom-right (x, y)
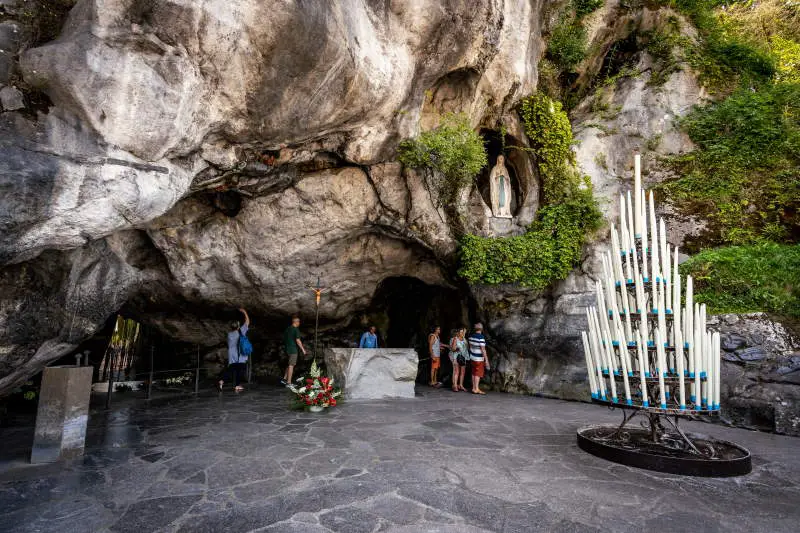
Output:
top-left (281, 315), bottom-right (306, 386)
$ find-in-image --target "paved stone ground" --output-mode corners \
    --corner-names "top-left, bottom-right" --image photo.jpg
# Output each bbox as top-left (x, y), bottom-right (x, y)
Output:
top-left (0, 386), bottom-right (798, 533)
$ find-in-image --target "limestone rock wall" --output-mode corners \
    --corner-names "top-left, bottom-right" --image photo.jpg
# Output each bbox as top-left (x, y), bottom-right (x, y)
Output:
top-left (0, 0), bottom-right (544, 396)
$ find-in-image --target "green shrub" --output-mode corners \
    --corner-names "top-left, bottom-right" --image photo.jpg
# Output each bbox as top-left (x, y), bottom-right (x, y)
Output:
top-left (680, 242), bottom-right (800, 316)
top-left (573, 0), bottom-right (604, 18)
top-left (519, 93), bottom-right (577, 203)
top-left (398, 113), bottom-right (487, 204)
top-left (547, 22), bottom-right (588, 71)
top-left (663, 82), bottom-right (800, 245)
top-left (459, 187), bottom-right (602, 287)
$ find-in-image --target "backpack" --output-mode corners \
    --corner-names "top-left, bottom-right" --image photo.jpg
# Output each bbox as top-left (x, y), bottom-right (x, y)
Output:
top-left (237, 328), bottom-right (253, 360)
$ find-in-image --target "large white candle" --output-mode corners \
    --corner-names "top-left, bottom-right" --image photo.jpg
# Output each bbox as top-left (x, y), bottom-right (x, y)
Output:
top-left (676, 329), bottom-right (686, 410)
top-left (626, 191), bottom-right (636, 252)
top-left (686, 275), bottom-right (694, 380)
top-left (641, 189), bottom-right (649, 281)
top-left (634, 154), bottom-right (642, 236)
top-left (632, 252), bottom-right (643, 313)
top-left (581, 331), bottom-right (598, 399)
top-left (637, 328), bottom-right (649, 407)
top-left (656, 330), bottom-right (667, 409)
top-left (704, 330), bottom-right (711, 409)
top-left (673, 247), bottom-right (681, 354)
top-left (638, 274), bottom-right (649, 375)
top-left (694, 304), bottom-right (702, 410)
top-left (620, 195), bottom-right (629, 252)
top-left (615, 321), bottom-right (632, 405)
top-left (587, 308), bottom-right (607, 398)
top-left (649, 190), bottom-right (659, 283)
top-left (658, 217), bottom-right (672, 314)
top-left (714, 332), bottom-right (721, 410)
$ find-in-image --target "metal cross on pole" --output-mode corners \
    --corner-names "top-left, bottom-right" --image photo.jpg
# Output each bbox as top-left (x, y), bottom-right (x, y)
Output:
top-left (308, 276), bottom-right (327, 361)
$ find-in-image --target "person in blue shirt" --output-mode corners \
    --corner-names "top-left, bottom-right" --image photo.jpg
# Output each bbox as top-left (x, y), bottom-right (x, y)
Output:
top-left (359, 326), bottom-right (379, 348)
top-left (218, 308), bottom-right (250, 392)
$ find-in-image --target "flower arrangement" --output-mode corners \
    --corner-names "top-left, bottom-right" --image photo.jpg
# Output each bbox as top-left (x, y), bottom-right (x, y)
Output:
top-left (288, 360), bottom-right (341, 410)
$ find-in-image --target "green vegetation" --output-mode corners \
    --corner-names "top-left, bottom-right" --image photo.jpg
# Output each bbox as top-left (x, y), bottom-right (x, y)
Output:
top-left (664, 82), bottom-right (800, 245)
top-left (398, 113), bottom-right (487, 204)
top-left (656, 0), bottom-right (800, 247)
top-left (459, 94), bottom-right (602, 287)
top-left (547, 21), bottom-right (588, 72)
top-left (459, 188), bottom-right (602, 287)
top-left (680, 243), bottom-right (800, 316)
top-left (573, 0), bottom-right (604, 18)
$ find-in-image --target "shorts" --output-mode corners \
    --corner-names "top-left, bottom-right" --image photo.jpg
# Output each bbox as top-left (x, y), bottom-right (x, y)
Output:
top-left (287, 351), bottom-right (298, 366)
top-left (431, 357), bottom-right (440, 370)
top-left (471, 360), bottom-right (485, 378)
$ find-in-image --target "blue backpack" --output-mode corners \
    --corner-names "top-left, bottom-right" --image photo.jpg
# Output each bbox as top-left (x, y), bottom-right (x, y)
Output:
top-left (238, 329), bottom-right (253, 360)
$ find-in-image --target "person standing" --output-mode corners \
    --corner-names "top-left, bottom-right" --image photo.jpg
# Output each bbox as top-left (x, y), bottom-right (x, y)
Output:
top-left (359, 326), bottom-right (379, 348)
top-left (218, 308), bottom-right (250, 392)
top-left (428, 325), bottom-right (442, 387)
top-left (449, 327), bottom-right (469, 392)
top-left (468, 323), bottom-right (490, 395)
top-left (281, 316), bottom-right (306, 386)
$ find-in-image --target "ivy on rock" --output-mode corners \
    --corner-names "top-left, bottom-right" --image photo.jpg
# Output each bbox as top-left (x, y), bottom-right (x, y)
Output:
top-left (458, 94), bottom-right (602, 288)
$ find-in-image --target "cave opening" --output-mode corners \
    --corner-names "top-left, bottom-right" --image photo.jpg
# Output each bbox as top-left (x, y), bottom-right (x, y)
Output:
top-left (366, 276), bottom-right (468, 357)
top-left (476, 129), bottom-right (524, 215)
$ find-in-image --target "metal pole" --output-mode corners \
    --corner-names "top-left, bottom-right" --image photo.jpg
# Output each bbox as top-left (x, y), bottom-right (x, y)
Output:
top-left (147, 346), bottom-right (154, 400)
top-left (194, 344), bottom-right (200, 395)
top-left (105, 349), bottom-right (115, 409)
top-left (314, 300), bottom-right (320, 361)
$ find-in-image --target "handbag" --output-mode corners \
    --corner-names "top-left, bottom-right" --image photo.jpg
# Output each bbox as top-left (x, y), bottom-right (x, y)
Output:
top-left (456, 353), bottom-right (466, 366)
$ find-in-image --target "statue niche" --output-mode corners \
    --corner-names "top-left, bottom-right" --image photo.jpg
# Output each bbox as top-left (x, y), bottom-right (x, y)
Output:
top-left (489, 155), bottom-right (513, 218)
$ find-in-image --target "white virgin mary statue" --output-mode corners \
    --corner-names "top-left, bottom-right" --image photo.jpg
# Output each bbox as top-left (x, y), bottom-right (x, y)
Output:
top-left (489, 155), bottom-right (513, 218)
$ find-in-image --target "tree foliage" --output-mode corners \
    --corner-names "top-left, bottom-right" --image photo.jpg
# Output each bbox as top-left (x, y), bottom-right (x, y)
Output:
top-left (398, 113), bottom-right (487, 204)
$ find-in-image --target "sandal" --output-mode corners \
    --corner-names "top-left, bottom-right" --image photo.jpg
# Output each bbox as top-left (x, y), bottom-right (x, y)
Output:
top-left (472, 390), bottom-right (486, 395)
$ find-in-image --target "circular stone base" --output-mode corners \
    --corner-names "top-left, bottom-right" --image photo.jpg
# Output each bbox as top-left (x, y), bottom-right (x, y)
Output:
top-left (577, 425), bottom-right (752, 477)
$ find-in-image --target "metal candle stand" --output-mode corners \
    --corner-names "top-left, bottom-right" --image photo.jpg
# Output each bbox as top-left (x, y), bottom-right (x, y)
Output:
top-left (577, 154), bottom-right (751, 476)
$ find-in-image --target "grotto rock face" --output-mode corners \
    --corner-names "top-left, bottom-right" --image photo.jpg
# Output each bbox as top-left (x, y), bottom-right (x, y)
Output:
top-left (0, 0), bottom-right (544, 396)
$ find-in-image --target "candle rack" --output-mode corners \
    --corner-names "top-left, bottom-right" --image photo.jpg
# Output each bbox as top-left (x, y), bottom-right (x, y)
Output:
top-left (577, 154), bottom-right (750, 476)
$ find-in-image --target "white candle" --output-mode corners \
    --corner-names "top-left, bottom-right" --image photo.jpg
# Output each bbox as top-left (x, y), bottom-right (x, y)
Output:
top-left (620, 195), bottom-right (629, 252)
top-left (590, 310), bottom-right (608, 399)
top-left (673, 247), bottom-right (681, 356)
top-left (638, 274), bottom-right (649, 376)
top-left (704, 330), bottom-right (711, 410)
top-left (637, 328), bottom-right (649, 407)
top-left (615, 321), bottom-right (632, 405)
top-left (633, 252), bottom-right (643, 313)
top-left (686, 275), bottom-right (694, 390)
top-left (626, 191), bottom-right (636, 251)
top-left (641, 189), bottom-right (649, 281)
top-left (714, 332), bottom-right (721, 410)
top-left (634, 154), bottom-right (642, 236)
top-left (649, 190), bottom-right (659, 283)
top-left (656, 330), bottom-right (667, 409)
top-left (660, 218), bottom-right (670, 313)
top-left (694, 304), bottom-right (702, 410)
top-left (581, 331), bottom-right (598, 399)
top-left (676, 329), bottom-right (686, 410)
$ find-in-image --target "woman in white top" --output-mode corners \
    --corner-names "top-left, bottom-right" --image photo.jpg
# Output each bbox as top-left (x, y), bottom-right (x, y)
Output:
top-left (449, 327), bottom-right (469, 392)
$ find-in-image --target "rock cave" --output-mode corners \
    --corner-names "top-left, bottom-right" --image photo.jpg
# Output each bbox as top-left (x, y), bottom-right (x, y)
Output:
top-left (0, 0), bottom-right (799, 530)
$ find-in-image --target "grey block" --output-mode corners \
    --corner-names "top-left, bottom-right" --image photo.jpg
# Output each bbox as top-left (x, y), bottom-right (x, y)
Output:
top-left (31, 365), bottom-right (93, 463)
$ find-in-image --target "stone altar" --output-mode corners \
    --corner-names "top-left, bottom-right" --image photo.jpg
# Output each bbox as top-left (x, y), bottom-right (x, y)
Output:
top-left (30, 365), bottom-right (93, 463)
top-left (324, 348), bottom-right (417, 400)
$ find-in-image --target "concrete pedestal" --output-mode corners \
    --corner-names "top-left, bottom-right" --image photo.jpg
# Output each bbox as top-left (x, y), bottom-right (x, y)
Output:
top-left (31, 365), bottom-right (93, 463)
top-left (324, 348), bottom-right (417, 400)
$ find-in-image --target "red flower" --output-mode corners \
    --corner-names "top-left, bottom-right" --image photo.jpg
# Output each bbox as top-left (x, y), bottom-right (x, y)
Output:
top-left (330, 399), bottom-right (337, 406)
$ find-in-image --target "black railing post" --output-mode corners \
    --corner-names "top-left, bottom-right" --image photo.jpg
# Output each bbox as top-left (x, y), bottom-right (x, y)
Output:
top-left (195, 344), bottom-right (200, 395)
top-left (147, 346), bottom-right (154, 400)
